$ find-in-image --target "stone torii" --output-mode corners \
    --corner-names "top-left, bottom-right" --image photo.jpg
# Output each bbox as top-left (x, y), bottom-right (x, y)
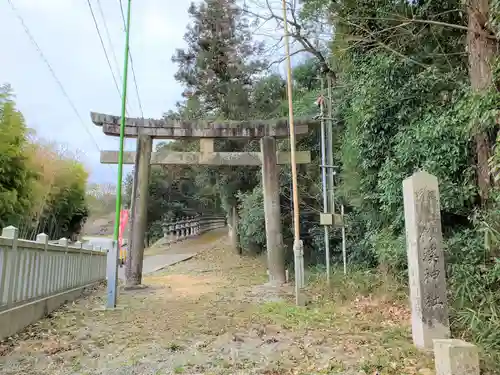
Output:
top-left (91, 112), bottom-right (315, 288)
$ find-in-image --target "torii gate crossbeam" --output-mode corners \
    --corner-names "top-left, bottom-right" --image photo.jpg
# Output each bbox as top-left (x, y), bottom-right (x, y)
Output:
top-left (91, 112), bottom-right (317, 289)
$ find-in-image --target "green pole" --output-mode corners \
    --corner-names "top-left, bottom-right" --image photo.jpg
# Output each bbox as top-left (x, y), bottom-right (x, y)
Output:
top-left (108, 0), bottom-right (132, 308)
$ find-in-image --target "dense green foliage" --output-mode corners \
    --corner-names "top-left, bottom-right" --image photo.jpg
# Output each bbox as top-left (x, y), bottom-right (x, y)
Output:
top-left (0, 85), bottom-right (89, 240)
top-left (0, 85), bottom-right (34, 227)
top-left (130, 0), bottom-right (500, 369)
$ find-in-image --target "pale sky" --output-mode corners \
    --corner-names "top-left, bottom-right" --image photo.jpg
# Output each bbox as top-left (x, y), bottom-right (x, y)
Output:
top-left (0, 0), bottom-right (190, 184)
top-left (1, 0), bottom-right (309, 186)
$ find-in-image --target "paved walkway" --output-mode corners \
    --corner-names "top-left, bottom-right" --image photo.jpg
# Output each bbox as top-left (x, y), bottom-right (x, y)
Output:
top-left (86, 229), bottom-right (227, 280)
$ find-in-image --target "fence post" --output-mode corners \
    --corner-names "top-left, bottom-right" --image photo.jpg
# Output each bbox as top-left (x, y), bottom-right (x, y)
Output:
top-left (3, 226), bottom-right (19, 306)
top-left (163, 222), bottom-right (168, 239)
top-left (58, 237), bottom-right (69, 291)
top-left (94, 246), bottom-right (102, 280)
top-left (95, 246), bottom-right (102, 281)
top-left (0, 229), bottom-right (8, 305)
top-left (57, 237), bottom-right (69, 294)
top-left (35, 233), bottom-right (49, 297)
top-left (88, 244), bottom-right (94, 283)
top-left (168, 223), bottom-right (175, 243)
top-left (2, 227), bottom-right (18, 306)
top-left (177, 219), bottom-right (182, 241)
top-left (75, 241), bottom-right (83, 287)
top-left (182, 217), bottom-right (187, 239)
top-left (23, 239), bottom-right (34, 301)
top-left (188, 216), bottom-right (193, 237)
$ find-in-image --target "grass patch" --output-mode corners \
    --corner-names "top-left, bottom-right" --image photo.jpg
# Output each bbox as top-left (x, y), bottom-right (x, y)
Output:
top-left (254, 268), bottom-right (434, 374)
top-left (167, 342), bottom-right (184, 352)
top-left (258, 301), bottom-right (338, 329)
top-left (173, 365), bottom-right (185, 373)
top-left (307, 267), bottom-right (408, 302)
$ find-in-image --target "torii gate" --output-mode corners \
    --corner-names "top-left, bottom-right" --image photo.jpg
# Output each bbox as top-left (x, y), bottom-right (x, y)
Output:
top-left (91, 112), bottom-right (314, 289)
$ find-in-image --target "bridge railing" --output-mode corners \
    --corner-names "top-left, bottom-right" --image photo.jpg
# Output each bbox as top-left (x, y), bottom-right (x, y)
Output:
top-left (162, 215), bottom-right (226, 244)
top-left (0, 225), bottom-right (106, 339)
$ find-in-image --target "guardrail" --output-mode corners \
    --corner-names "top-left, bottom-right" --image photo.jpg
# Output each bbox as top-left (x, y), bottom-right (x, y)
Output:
top-left (162, 215), bottom-right (226, 244)
top-left (0, 225), bottom-right (106, 339)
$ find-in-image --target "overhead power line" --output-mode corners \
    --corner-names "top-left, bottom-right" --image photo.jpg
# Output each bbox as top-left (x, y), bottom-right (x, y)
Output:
top-left (129, 52), bottom-right (144, 117)
top-left (7, 0), bottom-right (103, 154)
top-left (86, 0), bottom-right (132, 115)
top-left (96, 0), bottom-right (123, 83)
top-left (118, 0), bottom-right (144, 118)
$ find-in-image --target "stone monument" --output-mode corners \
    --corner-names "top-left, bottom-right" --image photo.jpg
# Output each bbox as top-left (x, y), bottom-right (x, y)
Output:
top-left (402, 170), bottom-right (450, 350)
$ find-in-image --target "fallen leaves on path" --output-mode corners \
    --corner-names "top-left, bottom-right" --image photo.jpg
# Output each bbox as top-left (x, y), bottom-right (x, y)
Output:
top-left (0, 235), bottom-right (434, 375)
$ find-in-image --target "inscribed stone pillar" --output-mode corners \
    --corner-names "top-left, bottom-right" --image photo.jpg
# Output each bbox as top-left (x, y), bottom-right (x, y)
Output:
top-left (261, 136), bottom-right (286, 284)
top-left (403, 170), bottom-right (450, 350)
top-left (433, 339), bottom-right (480, 375)
top-left (126, 134), bottom-right (152, 288)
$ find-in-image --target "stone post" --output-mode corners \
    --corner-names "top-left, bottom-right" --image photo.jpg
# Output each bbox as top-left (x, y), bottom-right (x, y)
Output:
top-left (182, 217), bottom-right (188, 238)
top-left (179, 218), bottom-right (184, 240)
top-left (126, 134), bottom-right (152, 288)
top-left (189, 216), bottom-right (195, 237)
top-left (168, 223), bottom-right (175, 243)
top-left (228, 204), bottom-right (241, 254)
top-left (75, 241), bottom-right (83, 288)
top-left (37, 233), bottom-right (49, 297)
top-left (186, 217), bottom-right (191, 237)
top-left (434, 339), bottom-right (480, 375)
top-left (175, 219), bottom-right (181, 242)
top-left (2, 226), bottom-right (19, 305)
top-left (194, 216), bottom-right (198, 235)
top-left (403, 171), bottom-right (450, 350)
top-left (260, 136), bottom-right (286, 285)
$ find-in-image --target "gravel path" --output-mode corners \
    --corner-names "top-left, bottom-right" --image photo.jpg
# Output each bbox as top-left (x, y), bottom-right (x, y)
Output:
top-left (0, 232), bottom-right (434, 375)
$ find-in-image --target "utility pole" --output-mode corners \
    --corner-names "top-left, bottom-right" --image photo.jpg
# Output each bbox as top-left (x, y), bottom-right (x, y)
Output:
top-left (108, 0), bottom-right (132, 309)
top-left (327, 75), bottom-right (335, 218)
top-left (281, 0), bottom-right (305, 305)
top-left (319, 76), bottom-right (330, 282)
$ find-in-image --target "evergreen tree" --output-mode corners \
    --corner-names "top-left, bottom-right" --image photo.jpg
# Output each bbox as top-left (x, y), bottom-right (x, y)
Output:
top-left (172, 0), bottom-right (263, 119)
top-left (171, 0), bottom-right (266, 238)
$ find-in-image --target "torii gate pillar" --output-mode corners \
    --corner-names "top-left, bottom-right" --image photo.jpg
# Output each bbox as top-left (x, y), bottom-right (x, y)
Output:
top-left (126, 134), bottom-right (152, 288)
top-left (261, 136), bottom-right (286, 284)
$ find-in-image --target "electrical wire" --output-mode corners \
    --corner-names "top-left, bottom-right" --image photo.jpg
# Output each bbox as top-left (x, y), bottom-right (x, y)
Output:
top-left (118, 0), bottom-right (144, 118)
top-left (96, 0), bottom-right (123, 83)
top-left (7, 0), bottom-right (103, 154)
top-left (129, 53), bottom-right (144, 117)
top-left (86, 0), bottom-right (131, 115)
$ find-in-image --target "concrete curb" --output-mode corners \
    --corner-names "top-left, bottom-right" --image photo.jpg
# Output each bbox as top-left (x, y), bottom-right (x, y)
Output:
top-left (0, 281), bottom-right (101, 340)
top-left (149, 253), bottom-right (197, 273)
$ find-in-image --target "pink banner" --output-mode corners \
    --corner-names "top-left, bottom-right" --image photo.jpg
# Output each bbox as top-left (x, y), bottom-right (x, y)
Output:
top-left (119, 209), bottom-right (129, 249)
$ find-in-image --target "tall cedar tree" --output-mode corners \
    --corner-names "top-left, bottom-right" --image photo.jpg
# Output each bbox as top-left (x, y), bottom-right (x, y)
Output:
top-left (172, 0), bottom-right (263, 119)
top-left (171, 0), bottom-right (265, 229)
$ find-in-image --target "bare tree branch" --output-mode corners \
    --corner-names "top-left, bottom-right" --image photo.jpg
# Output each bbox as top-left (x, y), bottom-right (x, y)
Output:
top-left (346, 16), bottom-right (498, 40)
top-left (267, 48), bottom-right (309, 68)
top-left (242, 0), bottom-right (334, 78)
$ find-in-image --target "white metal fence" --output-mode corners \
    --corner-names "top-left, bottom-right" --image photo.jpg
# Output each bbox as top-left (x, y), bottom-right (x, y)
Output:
top-left (0, 226), bottom-right (106, 313)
